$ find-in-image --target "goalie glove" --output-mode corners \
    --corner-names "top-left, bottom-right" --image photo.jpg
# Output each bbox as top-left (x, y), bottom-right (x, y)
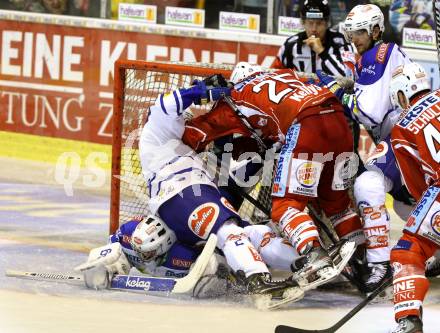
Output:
top-left (74, 242), bottom-right (131, 290)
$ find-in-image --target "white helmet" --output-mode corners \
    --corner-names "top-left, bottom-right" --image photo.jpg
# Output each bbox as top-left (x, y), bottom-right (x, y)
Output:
top-left (230, 61), bottom-right (262, 84)
top-left (389, 62), bottom-right (431, 110)
top-left (343, 4), bottom-right (385, 41)
top-left (130, 215), bottom-right (176, 262)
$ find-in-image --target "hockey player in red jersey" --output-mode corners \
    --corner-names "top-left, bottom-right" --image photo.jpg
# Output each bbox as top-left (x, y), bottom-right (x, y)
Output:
top-left (388, 63), bottom-right (438, 333)
top-left (183, 62), bottom-right (362, 290)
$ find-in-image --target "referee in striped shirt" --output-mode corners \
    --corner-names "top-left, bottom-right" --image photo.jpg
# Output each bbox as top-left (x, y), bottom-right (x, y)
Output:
top-left (272, 0), bottom-right (355, 79)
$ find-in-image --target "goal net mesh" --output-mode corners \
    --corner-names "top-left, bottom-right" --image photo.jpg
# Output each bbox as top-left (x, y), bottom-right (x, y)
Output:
top-left (110, 61), bottom-right (272, 234)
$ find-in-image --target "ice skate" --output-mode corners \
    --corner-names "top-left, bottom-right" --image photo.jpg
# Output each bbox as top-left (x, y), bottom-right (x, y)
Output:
top-left (391, 316), bottom-right (423, 333)
top-left (235, 271), bottom-right (304, 310)
top-left (425, 256), bottom-right (440, 278)
top-left (291, 240), bottom-right (356, 291)
top-left (364, 261), bottom-right (392, 294)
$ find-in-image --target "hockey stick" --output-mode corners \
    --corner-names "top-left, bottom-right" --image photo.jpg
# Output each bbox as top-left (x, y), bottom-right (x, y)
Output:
top-left (6, 233), bottom-right (217, 295)
top-left (274, 276), bottom-right (392, 333)
top-left (223, 95), bottom-right (268, 152)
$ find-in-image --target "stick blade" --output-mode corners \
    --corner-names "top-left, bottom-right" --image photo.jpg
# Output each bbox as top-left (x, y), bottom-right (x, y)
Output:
top-left (172, 233), bottom-right (217, 293)
top-left (275, 325), bottom-right (328, 333)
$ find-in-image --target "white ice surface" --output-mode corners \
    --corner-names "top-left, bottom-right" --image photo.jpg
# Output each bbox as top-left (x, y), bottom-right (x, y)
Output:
top-left (1, 181), bottom-right (440, 333)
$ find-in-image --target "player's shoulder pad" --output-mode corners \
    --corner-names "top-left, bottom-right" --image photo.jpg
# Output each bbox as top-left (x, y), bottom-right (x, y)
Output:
top-left (357, 42), bottom-right (395, 85)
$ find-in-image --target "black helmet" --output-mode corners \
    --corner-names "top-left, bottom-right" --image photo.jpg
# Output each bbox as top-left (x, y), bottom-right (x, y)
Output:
top-left (300, 0), bottom-right (330, 20)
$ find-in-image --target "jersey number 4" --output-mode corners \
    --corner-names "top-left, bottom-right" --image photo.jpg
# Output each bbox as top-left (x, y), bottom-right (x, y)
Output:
top-left (424, 123), bottom-right (440, 163)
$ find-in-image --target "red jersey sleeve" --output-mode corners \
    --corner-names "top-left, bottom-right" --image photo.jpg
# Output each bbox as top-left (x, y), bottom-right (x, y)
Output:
top-left (182, 101), bottom-right (250, 152)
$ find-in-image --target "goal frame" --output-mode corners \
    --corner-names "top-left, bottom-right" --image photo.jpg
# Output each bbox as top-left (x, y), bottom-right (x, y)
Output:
top-left (110, 60), bottom-right (232, 234)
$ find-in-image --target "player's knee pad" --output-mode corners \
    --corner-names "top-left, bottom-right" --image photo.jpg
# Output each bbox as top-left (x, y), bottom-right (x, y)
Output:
top-left (278, 207), bottom-right (319, 255)
top-left (243, 224), bottom-right (275, 250)
top-left (216, 219), bottom-right (244, 249)
top-left (354, 170), bottom-right (391, 208)
top-left (244, 224), bottom-right (299, 271)
top-left (328, 208), bottom-right (365, 246)
top-left (217, 219), bottom-right (268, 276)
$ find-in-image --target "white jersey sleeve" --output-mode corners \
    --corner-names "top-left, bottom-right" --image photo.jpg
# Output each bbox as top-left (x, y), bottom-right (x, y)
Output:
top-left (139, 89), bottom-right (216, 214)
top-left (345, 43), bottom-right (412, 142)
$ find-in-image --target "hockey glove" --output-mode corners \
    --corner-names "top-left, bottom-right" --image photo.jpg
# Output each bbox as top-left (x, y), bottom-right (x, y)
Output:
top-left (316, 70), bottom-right (345, 101)
top-left (201, 74), bottom-right (231, 88)
top-left (190, 79), bottom-right (231, 105)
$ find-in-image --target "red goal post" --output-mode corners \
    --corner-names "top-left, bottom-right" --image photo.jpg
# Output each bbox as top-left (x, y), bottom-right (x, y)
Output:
top-left (110, 60), bottom-right (235, 234)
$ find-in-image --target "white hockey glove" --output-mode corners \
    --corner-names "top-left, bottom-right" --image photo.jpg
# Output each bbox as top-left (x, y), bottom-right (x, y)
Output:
top-left (74, 242), bottom-right (131, 290)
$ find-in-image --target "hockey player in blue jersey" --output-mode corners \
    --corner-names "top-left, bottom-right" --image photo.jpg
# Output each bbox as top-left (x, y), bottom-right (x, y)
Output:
top-left (95, 215), bottom-right (303, 290)
top-left (315, 4), bottom-right (414, 293)
top-left (76, 76), bottom-right (305, 308)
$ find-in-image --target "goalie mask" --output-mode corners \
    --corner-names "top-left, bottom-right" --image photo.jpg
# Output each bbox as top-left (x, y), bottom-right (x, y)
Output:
top-left (343, 4), bottom-right (384, 42)
top-left (130, 215), bottom-right (177, 262)
top-left (390, 63), bottom-right (431, 110)
top-left (230, 62), bottom-right (262, 84)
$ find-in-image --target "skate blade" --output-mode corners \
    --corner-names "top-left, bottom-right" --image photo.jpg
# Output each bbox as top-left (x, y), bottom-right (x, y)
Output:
top-left (296, 241), bottom-right (357, 292)
top-left (333, 241), bottom-right (356, 273)
top-left (252, 286), bottom-right (304, 310)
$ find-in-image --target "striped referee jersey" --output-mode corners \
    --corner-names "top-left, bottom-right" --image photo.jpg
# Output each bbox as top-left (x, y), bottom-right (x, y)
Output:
top-left (273, 29), bottom-right (355, 78)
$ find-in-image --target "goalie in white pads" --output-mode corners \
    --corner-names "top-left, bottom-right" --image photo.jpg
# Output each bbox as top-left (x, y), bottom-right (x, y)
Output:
top-left (80, 215), bottom-right (305, 298)
top-left (79, 77), bottom-right (304, 309)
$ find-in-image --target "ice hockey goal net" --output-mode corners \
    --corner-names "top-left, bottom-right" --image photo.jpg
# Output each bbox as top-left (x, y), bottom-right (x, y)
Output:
top-left (110, 60), bottom-right (272, 234)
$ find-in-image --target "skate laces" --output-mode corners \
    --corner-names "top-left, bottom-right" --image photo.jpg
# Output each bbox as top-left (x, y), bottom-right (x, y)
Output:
top-left (366, 262), bottom-right (389, 285)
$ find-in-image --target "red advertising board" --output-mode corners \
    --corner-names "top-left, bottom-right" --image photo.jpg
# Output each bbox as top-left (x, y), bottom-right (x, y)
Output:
top-left (0, 18), bottom-right (278, 144)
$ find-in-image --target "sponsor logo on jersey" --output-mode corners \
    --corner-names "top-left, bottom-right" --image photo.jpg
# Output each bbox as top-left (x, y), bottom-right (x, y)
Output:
top-left (188, 203), bottom-right (219, 239)
top-left (272, 124), bottom-right (301, 197)
top-left (165, 271), bottom-right (186, 278)
top-left (296, 161), bottom-right (319, 188)
top-left (220, 197), bottom-right (238, 214)
top-left (375, 43), bottom-right (389, 64)
top-left (430, 211), bottom-right (440, 236)
top-left (172, 258), bottom-right (193, 268)
top-left (361, 64), bottom-right (376, 76)
top-left (398, 93), bottom-right (440, 132)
